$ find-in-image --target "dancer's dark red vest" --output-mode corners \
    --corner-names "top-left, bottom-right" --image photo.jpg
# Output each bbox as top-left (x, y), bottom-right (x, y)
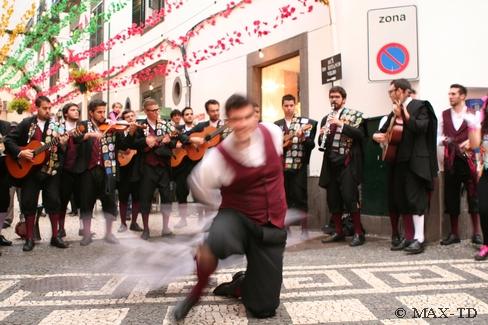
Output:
top-left (218, 124), bottom-right (287, 229)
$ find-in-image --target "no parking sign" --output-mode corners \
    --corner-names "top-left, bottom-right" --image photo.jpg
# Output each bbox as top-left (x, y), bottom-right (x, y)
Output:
top-left (368, 6), bottom-right (418, 81)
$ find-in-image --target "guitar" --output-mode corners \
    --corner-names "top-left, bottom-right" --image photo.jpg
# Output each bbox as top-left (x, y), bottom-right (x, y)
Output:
top-left (171, 147), bottom-right (187, 167)
top-left (186, 124), bottom-right (229, 161)
top-left (283, 124), bottom-right (312, 149)
top-left (117, 149), bottom-right (137, 166)
top-left (381, 113), bottom-right (404, 162)
top-left (5, 125), bottom-right (85, 179)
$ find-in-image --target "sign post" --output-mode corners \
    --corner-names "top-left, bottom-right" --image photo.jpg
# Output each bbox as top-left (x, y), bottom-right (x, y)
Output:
top-left (367, 5), bottom-right (418, 81)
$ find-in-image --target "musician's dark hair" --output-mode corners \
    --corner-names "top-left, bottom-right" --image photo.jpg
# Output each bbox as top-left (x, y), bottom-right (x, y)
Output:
top-left (170, 109), bottom-right (181, 118)
top-left (121, 109), bottom-right (134, 119)
top-left (450, 83), bottom-right (467, 96)
top-left (143, 98), bottom-right (158, 109)
top-left (390, 78), bottom-right (412, 92)
top-left (225, 94), bottom-right (251, 116)
top-left (62, 103), bottom-right (79, 118)
top-left (329, 86), bottom-right (347, 99)
top-left (282, 94), bottom-right (296, 105)
top-left (35, 96), bottom-right (51, 108)
top-left (182, 106), bottom-right (193, 116)
top-left (88, 99), bottom-right (106, 112)
top-left (204, 99), bottom-right (219, 112)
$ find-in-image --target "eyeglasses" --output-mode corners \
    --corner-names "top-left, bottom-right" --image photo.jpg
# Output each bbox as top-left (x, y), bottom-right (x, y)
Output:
top-left (145, 108), bottom-right (159, 112)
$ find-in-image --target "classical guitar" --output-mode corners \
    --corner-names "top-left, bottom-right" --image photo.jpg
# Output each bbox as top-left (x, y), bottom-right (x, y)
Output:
top-left (171, 147), bottom-right (187, 167)
top-left (117, 149), bottom-right (137, 166)
top-left (283, 124), bottom-right (312, 149)
top-left (381, 112), bottom-right (404, 162)
top-left (186, 124), bottom-right (229, 161)
top-left (5, 125), bottom-right (85, 179)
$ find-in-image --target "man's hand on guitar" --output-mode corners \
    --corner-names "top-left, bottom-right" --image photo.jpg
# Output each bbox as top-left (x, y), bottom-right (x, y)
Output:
top-left (373, 133), bottom-right (387, 144)
top-left (190, 137), bottom-right (204, 146)
top-left (393, 102), bottom-right (402, 117)
top-left (161, 134), bottom-right (171, 144)
top-left (18, 149), bottom-right (34, 161)
top-left (175, 141), bottom-right (183, 149)
top-left (146, 136), bottom-right (157, 148)
top-left (59, 134), bottom-right (69, 146)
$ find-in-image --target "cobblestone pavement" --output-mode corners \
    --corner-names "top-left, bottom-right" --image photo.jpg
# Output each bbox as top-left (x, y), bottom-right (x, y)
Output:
top-left (0, 208), bottom-right (487, 324)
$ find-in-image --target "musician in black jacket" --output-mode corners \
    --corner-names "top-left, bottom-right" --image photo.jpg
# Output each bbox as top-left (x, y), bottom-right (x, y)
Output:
top-left (318, 87), bottom-right (366, 246)
top-left (58, 103), bottom-right (81, 238)
top-left (0, 118), bottom-right (12, 251)
top-left (4, 96), bottom-right (69, 251)
top-left (74, 99), bottom-right (137, 246)
top-left (374, 79), bottom-right (438, 254)
top-left (169, 107), bottom-right (203, 227)
top-left (275, 94), bottom-right (317, 238)
top-left (116, 109), bottom-right (143, 233)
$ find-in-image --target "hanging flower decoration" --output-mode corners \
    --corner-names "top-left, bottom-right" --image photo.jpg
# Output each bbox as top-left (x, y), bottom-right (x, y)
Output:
top-left (70, 69), bottom-right (102, 94)
top-left (0, 0), bottom-right (14, 38)
top-left (8, 97), bottom-right (31, 115)
top-left (0, 3), bottom-right (37, 62)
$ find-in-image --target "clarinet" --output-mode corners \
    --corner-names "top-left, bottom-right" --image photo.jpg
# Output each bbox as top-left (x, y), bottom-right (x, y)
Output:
top-left (319, 104), bottom-right (337, 152)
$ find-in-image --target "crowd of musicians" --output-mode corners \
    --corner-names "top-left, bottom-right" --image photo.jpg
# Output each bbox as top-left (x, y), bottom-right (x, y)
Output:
top-left (1, 78), bottom-right (488, 260)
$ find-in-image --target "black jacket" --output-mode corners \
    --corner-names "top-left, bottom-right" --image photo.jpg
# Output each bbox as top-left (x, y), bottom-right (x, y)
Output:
top-left (318, 110), bottom-right (366, 188)
top-left (379, 99), bottom-right (438, 183)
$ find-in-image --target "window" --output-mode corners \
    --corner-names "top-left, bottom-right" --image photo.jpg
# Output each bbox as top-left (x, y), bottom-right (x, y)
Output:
top-left (132, 0), bottom-right (164, 27)
top-left (90, 2), bottom-right (104, 52)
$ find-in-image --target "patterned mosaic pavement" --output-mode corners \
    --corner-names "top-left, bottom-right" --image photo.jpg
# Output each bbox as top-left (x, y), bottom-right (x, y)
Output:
top-left (0, 214), bottom-right (487, 324)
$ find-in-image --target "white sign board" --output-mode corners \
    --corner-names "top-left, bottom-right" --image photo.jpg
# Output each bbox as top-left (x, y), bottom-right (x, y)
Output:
top-left (367, 5), bottom-right (418, 81)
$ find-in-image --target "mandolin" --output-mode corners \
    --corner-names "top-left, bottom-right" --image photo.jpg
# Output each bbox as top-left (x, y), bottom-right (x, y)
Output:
top-left (5, 125), bottom-right (85, 179)
top-left (283, 124), bottom-right (312, 149)
top-left (117, 149), bottom-right (138, 166)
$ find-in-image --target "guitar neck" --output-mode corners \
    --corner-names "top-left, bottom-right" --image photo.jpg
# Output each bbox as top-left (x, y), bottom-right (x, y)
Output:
top-left (206, 125), bottom-right (228, 141)
top-left (34, 138), bottom-right (59, 155)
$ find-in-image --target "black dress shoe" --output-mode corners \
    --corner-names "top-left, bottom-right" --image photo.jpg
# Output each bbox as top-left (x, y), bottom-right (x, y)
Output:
top-left (0, 235), bottom-right (12, 246)
top-left (174, 295), bottom-right (199, 320)
top-left (391, 235), bottom-right (403, 248)
top-left (350, 233), bottom-right (365, 247)
top-left (141, 230), bottom-right (150, 240)
top-left (404, 239), bottom-right (425, 254)
top-left (130, 223), bottom-right (143, 232)
top-left (213, 271), bottom-right (245, 297)
top-left (472, 234), bottom-right (483, 245)
top-left (80, 236), bottom-right (93, 246)
top-left (22, 239), bottom-right (35, 252)
top-left (391, 239), bottom-right (412, 251)
top-left (321, 223), bottom-right (335, 235)
top-left (440, 233), bottom-right (460, 246)
top-left (58, 229), bottom-right (66, 238)
top-left (50, 237), bottom-right (69, 248)
top-left (321, 233), bottom-right (346, 243)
